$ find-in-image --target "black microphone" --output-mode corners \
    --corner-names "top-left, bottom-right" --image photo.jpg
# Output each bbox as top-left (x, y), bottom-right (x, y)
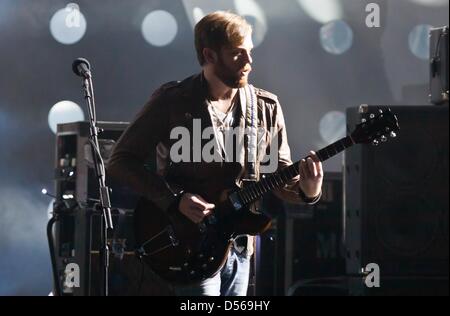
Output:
top-left (72, 58), bottom-right (91, 78)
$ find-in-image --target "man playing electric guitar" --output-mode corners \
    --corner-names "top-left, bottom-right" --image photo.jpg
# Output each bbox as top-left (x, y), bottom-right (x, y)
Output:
top-left (108, 11), bottom-right (323, 296)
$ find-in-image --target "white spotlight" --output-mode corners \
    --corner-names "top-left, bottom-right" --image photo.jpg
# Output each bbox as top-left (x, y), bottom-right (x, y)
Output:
top-left (409, 24), bottom-right (432, 60)
top-left (49, 3), bottom-right (87, 45)
top-left (193, 7), bottom-right (206, 24)
top-left (48, 101), bottom-right (85, 134)
top-left (234, 0), bottom-right (268, 47)
top-left (319, 111), bottom-right (346, 144)
top-left (409, 0), bottom-right (448, 7)
top-left (297, 0), bottom-right (343, 24)
top-left (320, 20), bottom-right (354, 55)
top-left (141, 10), bottom-right (178, 47)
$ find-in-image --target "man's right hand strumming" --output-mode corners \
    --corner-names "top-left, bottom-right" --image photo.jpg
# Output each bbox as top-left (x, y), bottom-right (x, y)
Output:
top-left (179, 193), bottom-right (215, 224)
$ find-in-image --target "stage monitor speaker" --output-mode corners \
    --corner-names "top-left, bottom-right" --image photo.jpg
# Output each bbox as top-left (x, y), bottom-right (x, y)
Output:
top-left (345, 105), bottom-right (449, 277)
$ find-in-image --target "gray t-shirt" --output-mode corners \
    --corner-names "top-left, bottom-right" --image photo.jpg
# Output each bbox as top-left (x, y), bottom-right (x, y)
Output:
top-left (207, 97), bottom-right (240, 162)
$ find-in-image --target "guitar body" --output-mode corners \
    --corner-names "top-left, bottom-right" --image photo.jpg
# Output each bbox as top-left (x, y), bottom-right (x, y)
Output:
top-left (134, 163), bottom-right (272, 285)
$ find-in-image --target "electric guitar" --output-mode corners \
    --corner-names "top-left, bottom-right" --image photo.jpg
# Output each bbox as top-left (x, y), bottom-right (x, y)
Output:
top-left (134, 108), bottom-right (399, 285)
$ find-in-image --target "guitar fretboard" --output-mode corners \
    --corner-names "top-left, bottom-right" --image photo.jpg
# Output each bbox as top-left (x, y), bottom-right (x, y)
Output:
top-left (238, 136), bottom-right (355, 205)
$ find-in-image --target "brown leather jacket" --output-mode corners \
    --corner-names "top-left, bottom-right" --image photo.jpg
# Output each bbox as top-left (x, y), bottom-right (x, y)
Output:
top-left (107, 73), bottom-right (319, 212)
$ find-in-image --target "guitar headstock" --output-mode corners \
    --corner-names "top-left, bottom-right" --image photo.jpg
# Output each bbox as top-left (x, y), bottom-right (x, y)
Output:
top-left (351, 108), bottom-right (400, 145)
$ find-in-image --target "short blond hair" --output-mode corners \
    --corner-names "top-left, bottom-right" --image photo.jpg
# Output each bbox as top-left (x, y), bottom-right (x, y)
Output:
top-left (195, 11), bottom-right (252, 66)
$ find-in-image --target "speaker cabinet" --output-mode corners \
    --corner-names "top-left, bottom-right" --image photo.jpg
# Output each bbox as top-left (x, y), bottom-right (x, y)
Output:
top-left (345, 105), bottom-right (449, 278)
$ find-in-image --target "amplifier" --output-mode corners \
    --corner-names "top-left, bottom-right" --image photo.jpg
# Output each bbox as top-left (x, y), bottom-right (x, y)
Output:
top-left (52, 121), bottom-right (166, 295)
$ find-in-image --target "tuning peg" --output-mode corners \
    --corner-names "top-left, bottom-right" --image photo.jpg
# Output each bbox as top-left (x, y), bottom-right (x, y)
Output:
top-left (370, 113), bottom-right (375, 119)
top-left (390, 131), bottom-right (397, 138)
top-left (372, 139), bottom-right (380, 146)
top-left (381, 135), bottom-right (388, 142)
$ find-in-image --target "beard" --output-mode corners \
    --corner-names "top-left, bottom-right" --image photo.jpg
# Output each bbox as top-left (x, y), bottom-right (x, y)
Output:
top-left (214, 56), bottom-right (251, 89)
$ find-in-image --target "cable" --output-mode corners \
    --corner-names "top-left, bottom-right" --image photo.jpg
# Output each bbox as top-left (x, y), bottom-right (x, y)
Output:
top-left (47, 215), bottom-right (62, 296)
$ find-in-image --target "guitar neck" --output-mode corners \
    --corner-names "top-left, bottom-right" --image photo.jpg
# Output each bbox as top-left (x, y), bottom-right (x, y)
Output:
top-left (237, 135), bottom-right (355, 205)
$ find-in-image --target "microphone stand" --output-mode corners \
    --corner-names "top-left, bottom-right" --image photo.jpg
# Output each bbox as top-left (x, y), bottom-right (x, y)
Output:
top-left (80, 72), bottom-right (114, 296)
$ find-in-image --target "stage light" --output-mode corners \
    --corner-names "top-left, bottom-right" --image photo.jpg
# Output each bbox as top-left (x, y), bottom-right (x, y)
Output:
top-left (234, 0), bottom-right (267, 47)
top-left (319, 111), bottom-right (346, 144)
top-left (409, 24), bottom-right (432, 60)
top-left (193, 7), bottom-right (205, 24)
top-left (297, 0), bottom-right (343, 24)
top-left (42, 188), bottom-right (56, 199)
top-left (49, 3), bottom-right (87, 45)
top-left (141, 10), bottom-right (178, 47)
top-left (48, 101), bottom-right (85, 134)
top-left (409, 0), bottom-right (448, 7)
top-left (320, 20), bottom-right (353, 55)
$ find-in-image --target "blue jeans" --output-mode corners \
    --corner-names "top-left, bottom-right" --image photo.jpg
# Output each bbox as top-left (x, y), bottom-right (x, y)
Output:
top-left (174, 247), bottom-right (251, 296)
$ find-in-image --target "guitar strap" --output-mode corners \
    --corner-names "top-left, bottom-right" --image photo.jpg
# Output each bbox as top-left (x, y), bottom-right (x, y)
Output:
top-left (240, 84), bottom-right (258, 181)
top-left (235, 84), bottom-right (259, 259)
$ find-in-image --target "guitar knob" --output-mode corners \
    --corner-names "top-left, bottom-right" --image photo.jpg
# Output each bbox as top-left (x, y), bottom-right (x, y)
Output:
top-left (202, 264), bottom-right (208, 270)
top-left (183, 262), bottom-right (189, 268)
top-left (198, 253), bottom-right (204, 259)
top-left (208, 257), bottom-right (215, 262)
top-left (390, 131), bottom-right (397, 138)
top-left (378, 109), bottom-right (384, 114)
top-left (370, 114), bottom-right (375, 119)
top-left (361, 118), bottom-right (367, 123)
top-left (190, 270), bottom-right (196, 275)
top-left (381, 135), bottom-right (387, 142)
top-left (372, 139), bottom-right (380, 146)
